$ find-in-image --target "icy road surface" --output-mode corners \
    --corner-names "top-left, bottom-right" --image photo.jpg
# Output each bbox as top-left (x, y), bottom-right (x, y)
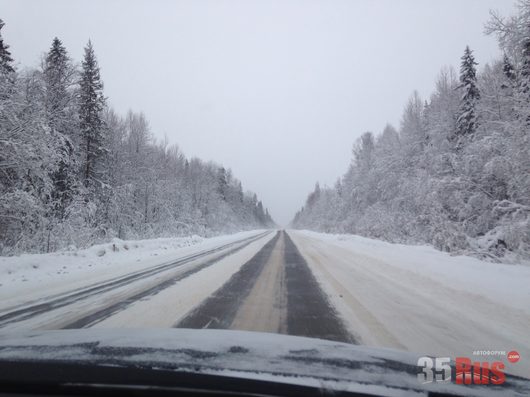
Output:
top-left (0, 229), bottom-right (528, 377)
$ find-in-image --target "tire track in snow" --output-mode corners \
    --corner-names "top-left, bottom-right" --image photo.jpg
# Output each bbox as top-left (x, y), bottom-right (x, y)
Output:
top-left (61, 232), bottom-right (272, 329)
top-left (0, 231), bottom-right (269, 329)
top-left (229, 231), bottom-right (287, 333)
top-left (283, 232), bottom-right (355, 344)
top-left (175, 232), bottom-right (281, 329)
top-left (175, 231), bottom-right (355, 344)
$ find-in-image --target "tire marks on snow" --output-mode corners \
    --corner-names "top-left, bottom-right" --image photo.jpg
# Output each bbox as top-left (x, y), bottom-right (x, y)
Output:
top-left (175, 232), bottom-right (281, 329)
top-left (176, 231), bottom-right (355, 344)
top-left (61, 232), bottom-right (272, 329)
top-left (0, 232), bottom-right (269, 329)
top-left (283, 232), bottom-right (355, 344)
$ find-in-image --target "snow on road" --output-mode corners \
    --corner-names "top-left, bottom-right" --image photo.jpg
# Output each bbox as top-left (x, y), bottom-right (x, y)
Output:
top-left (176, 231), bottom-right (353, 343)
top-left (289, 230), bottom-right (530, 378)
top-left (2, 227), bottom-right (528, 378)
top-left (230, 232), bottom-right (287, 333)
top-left (92, 232), bottom-right (276, 328)
top-left (0, 230), bottom-right (267, 313)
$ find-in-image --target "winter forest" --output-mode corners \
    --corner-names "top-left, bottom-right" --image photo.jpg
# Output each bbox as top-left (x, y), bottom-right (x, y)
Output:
top-left (292, 4), bottom-right (530, 261)
top-left (2, 4), bottom-right (529, 262)
top-left (0, 23), bottom-right (274, 255)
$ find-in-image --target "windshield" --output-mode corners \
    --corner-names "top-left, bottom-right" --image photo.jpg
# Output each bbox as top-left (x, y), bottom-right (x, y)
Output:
top-left (0, 0), bottom-right (529, 395)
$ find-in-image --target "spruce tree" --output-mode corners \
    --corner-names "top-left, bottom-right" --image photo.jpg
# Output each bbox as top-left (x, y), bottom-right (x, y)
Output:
top-left (455, 46), bottom-right (480, 139)
top-left (44, 37), bottom-right (77, 216)
top-left (519, 32), bottom-right (530, 94)
top-left (79, 40), bottom-right (106, 189)
top-left (0, 19), bottom-right (15, 101)
top-left (515, 29), bottom-right (530, 126)
top-left (502, 53), bottom-right (516, 82)
top-left (0, 19), bottom-right (14, 75)
top-left (44, 38), bottom-right (69, 127)
top-left (217, 167), bottom-right (228, 201)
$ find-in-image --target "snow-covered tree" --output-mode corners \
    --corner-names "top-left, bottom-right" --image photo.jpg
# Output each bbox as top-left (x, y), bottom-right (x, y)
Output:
top-left (0, 19), bottom-right (14, 76)
top-left (455, 46), bottom-right (480, 141)
top-left (43, 37), bottom-right (79, 217)
top-left (0, 23), bottom-right (274, 254)
top-left (502, 53), bottom-right (516, 82)
top-left (293, 6), bottom-right (530, 261)
top-left (79, 41), bottom-right (107, 191)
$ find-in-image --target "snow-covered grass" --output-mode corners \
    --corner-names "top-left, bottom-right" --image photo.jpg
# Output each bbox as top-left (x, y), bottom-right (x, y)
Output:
top-left (0, 230), bottom-right (265, 311)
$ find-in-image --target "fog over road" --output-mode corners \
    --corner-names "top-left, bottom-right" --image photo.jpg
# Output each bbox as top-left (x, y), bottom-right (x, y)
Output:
top-left (0, 229), bottom-right (528, 377)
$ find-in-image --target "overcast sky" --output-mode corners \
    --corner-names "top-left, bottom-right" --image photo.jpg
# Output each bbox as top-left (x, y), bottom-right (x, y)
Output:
top-left (1, 0), bottom-right (515, 225)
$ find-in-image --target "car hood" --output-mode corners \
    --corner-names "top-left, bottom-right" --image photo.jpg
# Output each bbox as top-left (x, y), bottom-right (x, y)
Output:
top-left (0, 328), bottom-right (528, 397)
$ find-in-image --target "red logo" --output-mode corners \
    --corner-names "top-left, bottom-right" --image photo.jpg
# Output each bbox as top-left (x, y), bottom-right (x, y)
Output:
top-left (455, 357), bottom-right (505, 385)
top-left (418, 352), bottom-right (520, 386)
top-left (507, 351), bottom-right (520, 363)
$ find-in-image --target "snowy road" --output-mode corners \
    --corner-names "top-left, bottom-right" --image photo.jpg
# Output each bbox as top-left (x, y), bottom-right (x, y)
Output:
top-left (1, 229), bottom-right (529, 377)
top-left (176, 231), bottom-right (353, 343)
top-left (0, 231), bottom-right (272, 331)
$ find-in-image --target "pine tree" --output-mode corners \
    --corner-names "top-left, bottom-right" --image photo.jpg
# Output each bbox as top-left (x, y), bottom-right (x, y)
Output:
top-left (455, 46), bottom-right (480, 139)
top-left (0, 19), bottom-right (14, 75)
top-left (79, 40), bottom-right (107, 190)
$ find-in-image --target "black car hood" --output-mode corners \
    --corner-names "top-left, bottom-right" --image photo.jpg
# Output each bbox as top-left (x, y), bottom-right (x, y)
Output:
top-left (0, 328), bottom-right (527, 397)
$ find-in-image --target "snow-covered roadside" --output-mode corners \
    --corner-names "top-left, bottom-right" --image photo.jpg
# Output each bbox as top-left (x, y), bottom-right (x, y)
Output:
top-left (295, 230), bottom-right (530, 314)
top-left (0, 230), bottom-right (266, 311)
top-left (289, 230), bottom-right (530, 378)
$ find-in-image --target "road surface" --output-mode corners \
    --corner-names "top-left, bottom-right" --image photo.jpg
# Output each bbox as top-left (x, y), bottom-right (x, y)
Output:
top-left (0, 230), bottom-right (353, 343)
top-left (176, 231), bottom-right (353, 343)
top-left (0, 229), bottom-right (528, 377)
